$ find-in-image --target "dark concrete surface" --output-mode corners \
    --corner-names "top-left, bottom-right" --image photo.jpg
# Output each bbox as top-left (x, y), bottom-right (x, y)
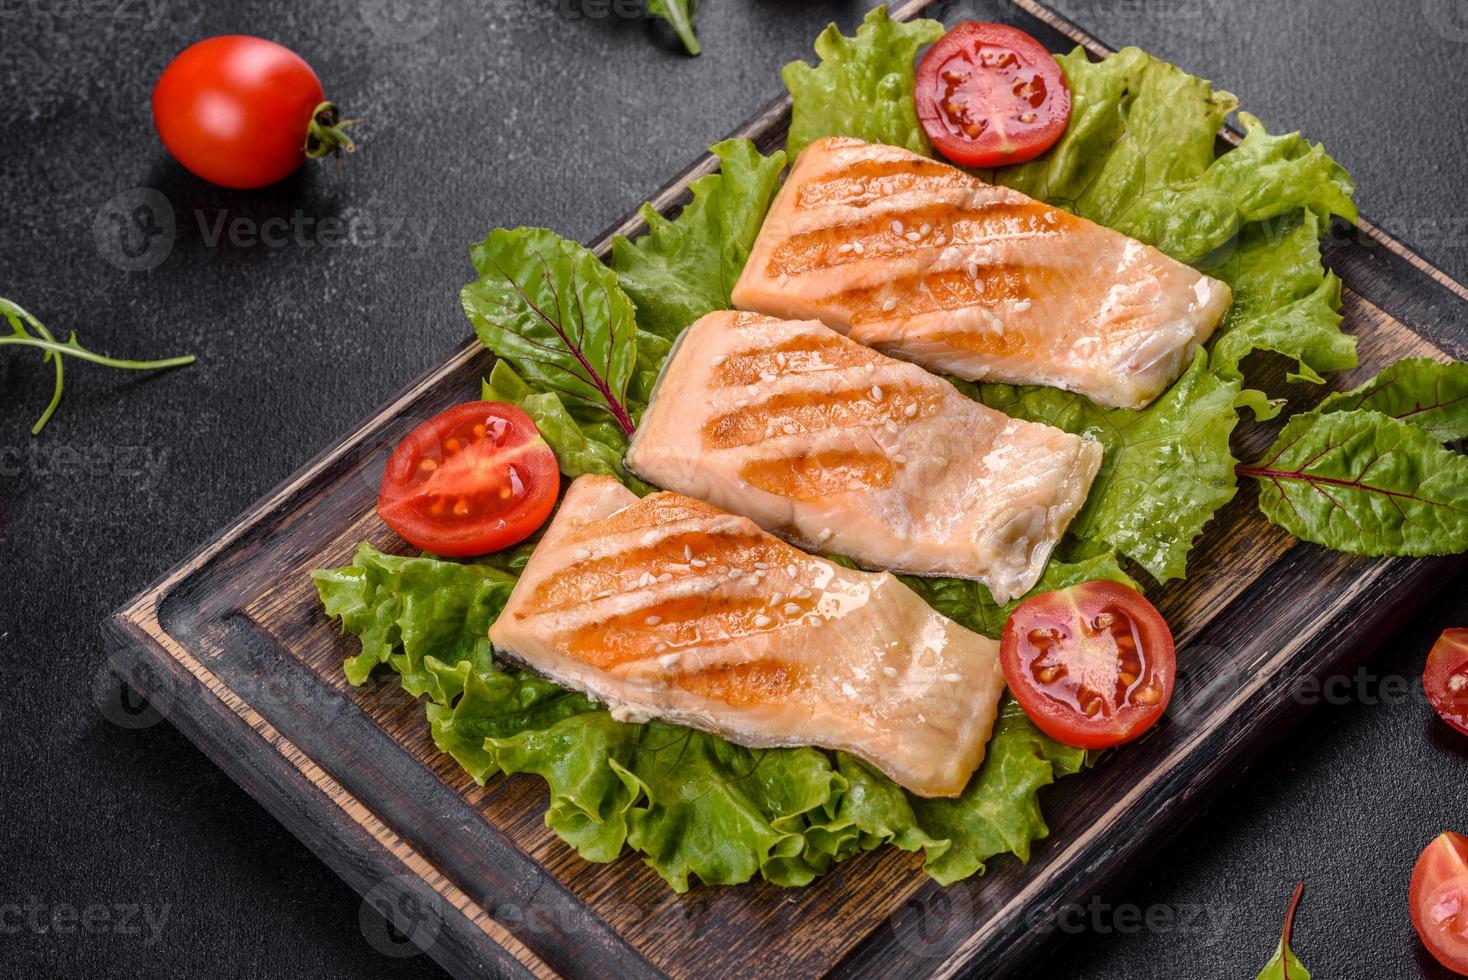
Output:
top-left (1, 1), bottom-right (1464, 977)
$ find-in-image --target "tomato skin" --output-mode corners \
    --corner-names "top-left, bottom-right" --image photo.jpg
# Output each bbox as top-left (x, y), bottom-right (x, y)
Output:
top-left (1410, 832), bottom-right (1468, 976)
top-left (1425, 628), bottom-right (1468, 737)
top-left (377, 402), bottom-right (559, 558)
top-left (915, 22), bottom-right (1071, 169)
top-left (1000, 580), bottom-right (1175, 750)
top-left (153, 36), bottom-right (325, 189)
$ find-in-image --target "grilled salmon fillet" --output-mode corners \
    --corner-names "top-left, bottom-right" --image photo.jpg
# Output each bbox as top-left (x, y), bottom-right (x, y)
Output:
top-left (731, 137), bottom-right (1232, 410)
top-left (488, 475), bottom-right (1006, 798)
top-left (624, 311), bottom-right (1102, 602)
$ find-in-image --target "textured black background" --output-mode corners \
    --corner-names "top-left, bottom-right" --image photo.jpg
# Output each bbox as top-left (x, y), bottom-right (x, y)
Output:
top-left (2, 1), bottom-right (1466, 977)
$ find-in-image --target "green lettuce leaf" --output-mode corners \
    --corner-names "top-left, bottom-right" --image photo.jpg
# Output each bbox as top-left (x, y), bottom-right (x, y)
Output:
top-left (611, 139), bottom-right (787, 341)
top-left (1315, 357), bottom-right (1468, 443)
top-left (646, 0), bottom-right (699, 56)
top-left (463, 227), bottom-right (641, 435)
top-left (903, 551), bottom-right (1140, 640)
top-left (781, 5), bottom-right (945, 161)
top-left (1208, 212), bottom-right (1356, 391)
top-left (1241, 409), bottom-right (1468, 556)
top-left (982, 353), bottom-right (1241, 582)
top-left (311, 543), bottom-right (513, 696)
top-left (909, 701), bottom-right (1085, 885)
top-left (993, 48), bottom-right (1357, 392)
top-left (314, 542), bottom-right (1093, 892)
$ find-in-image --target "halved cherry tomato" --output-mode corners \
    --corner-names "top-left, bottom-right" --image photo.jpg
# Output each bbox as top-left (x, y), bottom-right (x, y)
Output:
top-left (1410, 832), bottom-right (1468, 977)
top-left (1000, 580), bottom-right (1175, 749)
top-left (1425, 629), bottom-right (1468, 737)
top-left (915, 22), bottom-right (1071, 168)
top-left (378, 402), bottom-right (558, 557)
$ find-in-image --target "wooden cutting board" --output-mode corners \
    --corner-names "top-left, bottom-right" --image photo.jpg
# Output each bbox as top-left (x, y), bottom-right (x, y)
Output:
top-left (104, 1), bottom-right (1468, 977)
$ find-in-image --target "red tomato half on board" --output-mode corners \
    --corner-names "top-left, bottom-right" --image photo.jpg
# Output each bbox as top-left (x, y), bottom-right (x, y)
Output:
top-left (915, 22), bottom-right (1071, 168)
top-left (1000, 580), bottom-right (1176, 750)
top-left (1425, 628), bottom-right (1468, 737)
top-left (152, 36), bottom-right (355, 189)
top-left (377, 402), bottom-right (559, 557)
top-left (1410, 832), bottom-right (1468, 976)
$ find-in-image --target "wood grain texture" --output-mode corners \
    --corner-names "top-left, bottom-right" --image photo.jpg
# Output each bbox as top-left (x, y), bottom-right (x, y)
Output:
top-left (106, 2), bottom-right (1468, 978)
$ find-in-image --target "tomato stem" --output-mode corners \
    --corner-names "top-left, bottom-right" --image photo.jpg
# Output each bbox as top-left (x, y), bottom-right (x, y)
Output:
top-left (304, 101), bottom-right (360, 160)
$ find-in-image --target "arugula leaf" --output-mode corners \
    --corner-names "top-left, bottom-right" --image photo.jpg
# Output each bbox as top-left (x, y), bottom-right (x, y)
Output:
top-left (1, 297), bottom-right (195, 436)
top-left (646, 0), bottom-right (699, 57)
top-left (781, 6), bottom-right (945, 161)
top-left (981, 353), bottom-right (1241, 582)
top-left (611, 139), bottom-right (787, 340)
top-left (1240, 409), bottom-right (1468, 556)
top-left (463, 227), bottom-right (640, 435)
top-left (1315, 357), bottom-right (1468, 443)
top-left (1255, 882), bottom-right (1311, 980)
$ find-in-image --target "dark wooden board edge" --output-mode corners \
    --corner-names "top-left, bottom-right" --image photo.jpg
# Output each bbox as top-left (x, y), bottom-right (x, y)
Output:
top-left (101, 1), bottom-right (1468, 977)
top-left (100, 609), bottom-right (550, 980)
top-left (836, 546), bottom-right (1468, 979)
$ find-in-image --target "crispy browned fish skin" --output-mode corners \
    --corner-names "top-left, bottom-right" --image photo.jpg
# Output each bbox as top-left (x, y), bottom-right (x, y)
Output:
top-left (489, 475), bottom-right (1006, 798)
top-left (732, 137), bottom-right (1232, 410)
top-left (625, 311), bottom-right (1102, 602)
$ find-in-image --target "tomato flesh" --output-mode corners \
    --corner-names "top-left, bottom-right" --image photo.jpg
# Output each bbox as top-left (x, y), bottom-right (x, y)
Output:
top-left (1411, 832), bottom-right (1468, 976)
top-left (378, 402), bottom-right (558, 557)
top-left (1426, 628), bottom-right (1468, 737)
top-left (153, 36), bottom-right (326, 189)
top-left (1000, 580), bottom-right (1175, 749)
top-left (915, 22), bottom-right (1071, 168)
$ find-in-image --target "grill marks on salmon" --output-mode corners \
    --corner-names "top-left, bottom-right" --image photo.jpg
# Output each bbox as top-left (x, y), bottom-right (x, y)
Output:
top-left (489, 475), bottom-right (1007, 798)
top-left (732, 137), bottom-right (1233, 410)
top-left (624, 312), bottom-right (1103, 602)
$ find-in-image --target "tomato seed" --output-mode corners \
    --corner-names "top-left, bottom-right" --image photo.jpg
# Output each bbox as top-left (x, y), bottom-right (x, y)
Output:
top-left (1134, 686), bottom-right (1160, 705)
top-left (419, 459), bottom-right (437, 472)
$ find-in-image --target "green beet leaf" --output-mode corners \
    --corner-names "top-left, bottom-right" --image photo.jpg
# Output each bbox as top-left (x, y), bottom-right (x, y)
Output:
top-left (646, 0), bottom-right (699, 57)
top-left (481, 360), bottom-right (652, 491)
top-left (611, 138), bottom-right (787, 340)
top-left (781, 6), bottom-right (945, 161)
top-left (463, 227), bottom-right (641, 436)
top-left (1255, 883), bottom-right (1311, 980)
top-left (1315, 357), bottom-right (1468, 443)
top-left (981, 353), bottom-right (1242, 582)
top-left (1242, 408), bottom-right (1468, 556)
